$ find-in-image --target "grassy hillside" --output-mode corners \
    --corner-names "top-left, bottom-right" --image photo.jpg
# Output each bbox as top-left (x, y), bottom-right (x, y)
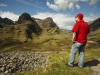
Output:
top-left (0, 36), bottom-right (72, 53)
top-left (89, 28), bottom-right (100, 43)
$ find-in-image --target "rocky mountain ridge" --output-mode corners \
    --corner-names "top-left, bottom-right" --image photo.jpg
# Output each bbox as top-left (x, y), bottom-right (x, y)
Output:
top-left (89, 17), bottom-right (100, 31)
top-left (0, 12), bottom-right (67, 48)
top-left (0, 17), bottom-right (14, 28)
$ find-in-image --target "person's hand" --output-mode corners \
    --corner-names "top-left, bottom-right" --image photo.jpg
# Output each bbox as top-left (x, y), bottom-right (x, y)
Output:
top-left (72, 39), bottom-right (76, 44)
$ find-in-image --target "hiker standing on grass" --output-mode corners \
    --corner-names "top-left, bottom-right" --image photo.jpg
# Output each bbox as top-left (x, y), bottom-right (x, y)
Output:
top-left (67, 13), bottom-right (90, 68)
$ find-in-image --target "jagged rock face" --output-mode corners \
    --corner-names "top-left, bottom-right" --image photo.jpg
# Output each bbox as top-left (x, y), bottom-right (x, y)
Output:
top-left (44, 17), bottom-right (57, 27)
top-left (36, 17), bottom-right (61, 34)
top-left (36, 17), bottom-right (57, 28)
top-left (0, 17), bottom-right (14, 25)
top-left (89, 17), bottom-right (100, 31)
top-left (18, 12), bottom-right (35, 23)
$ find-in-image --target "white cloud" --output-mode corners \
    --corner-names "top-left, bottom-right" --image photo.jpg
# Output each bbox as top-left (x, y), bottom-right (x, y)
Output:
top-left (46, 0), bottom-right (76, 11)
top-left (89, 0), bottom-right (100, 5)
top-left (46, 2), bottom-right (59, 11)
top-left (68, 2), bottom-right (74, 10)
top-left (46, 0), bottom-right (100, 11)
top-left (32, 12), bottom-right (74, 30)
top-left (32, 12), bottom-right (99, 30)
top-left (0, 3), bottom-right (7, 7)
top-left (46, 0), bottom-right (89, 11)
top-left (75, 4), bottom-right (80, 9)
top-left (80, 0), bottom-right (88, 2)
top-left (0, 11), bottom-right (19, 21)
top-left (83, 13), bottom-right (99, 22)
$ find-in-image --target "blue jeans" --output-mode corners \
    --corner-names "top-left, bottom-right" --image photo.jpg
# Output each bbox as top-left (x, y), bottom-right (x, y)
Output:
top-left (68, 42), bottom-right (86, 68)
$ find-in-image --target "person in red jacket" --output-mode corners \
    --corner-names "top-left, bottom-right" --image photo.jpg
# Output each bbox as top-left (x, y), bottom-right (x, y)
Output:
top-left (67, 13), bottom-right (90, 68)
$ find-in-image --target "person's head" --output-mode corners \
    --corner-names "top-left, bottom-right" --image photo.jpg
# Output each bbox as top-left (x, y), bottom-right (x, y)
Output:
top-left (75, 13), bottom-right (84, 22)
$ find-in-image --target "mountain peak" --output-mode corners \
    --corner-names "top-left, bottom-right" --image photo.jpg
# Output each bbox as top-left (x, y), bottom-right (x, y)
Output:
top-left (17, 12), bottom-right (34, 23)
top-left (45, 17), bottom-right (53, 21)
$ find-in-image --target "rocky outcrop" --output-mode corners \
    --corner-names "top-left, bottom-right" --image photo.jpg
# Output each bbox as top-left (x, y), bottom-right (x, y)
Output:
top-left (36, 17), bottom-right (61, 35)
top-left (18, 12), bottom-right (35, 24)
top-left (0, 51), bottom-right (48, 75)
top-left (36, 17), bottom-right (57, 28)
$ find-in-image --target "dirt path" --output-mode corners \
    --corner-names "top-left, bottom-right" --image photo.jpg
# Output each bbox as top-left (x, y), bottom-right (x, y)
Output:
top-left (34, 50), bottom-right (68, 54)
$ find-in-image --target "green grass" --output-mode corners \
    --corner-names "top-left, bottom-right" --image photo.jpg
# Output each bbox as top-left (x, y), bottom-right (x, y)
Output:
top-left (10, 48), bottom-right (100, 75)
top-left (89, 28), bottom-right (100, 43)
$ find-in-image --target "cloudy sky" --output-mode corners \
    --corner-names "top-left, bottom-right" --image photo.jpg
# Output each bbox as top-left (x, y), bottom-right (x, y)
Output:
top-left (0, 0), bottom-right (100, 30)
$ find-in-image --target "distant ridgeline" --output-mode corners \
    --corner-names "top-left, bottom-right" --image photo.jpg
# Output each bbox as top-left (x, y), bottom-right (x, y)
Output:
top-left (0, 12), bottom-right (65, 44)
top-left (0, 17), bottom-right (14, 25)
top-left (88, 17), bottom-right (100, 31)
